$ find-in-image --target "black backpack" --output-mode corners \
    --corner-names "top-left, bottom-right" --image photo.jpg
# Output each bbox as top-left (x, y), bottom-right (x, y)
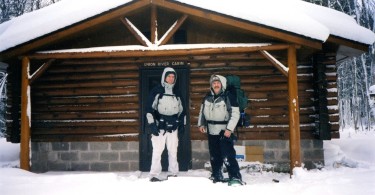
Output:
top-left (225, 74), bottom-right (250, 128)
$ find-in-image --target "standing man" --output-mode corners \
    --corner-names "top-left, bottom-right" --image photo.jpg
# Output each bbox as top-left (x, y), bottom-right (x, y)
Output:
top-left (146, 67), bottom-right (185, 182)
top-left (198, 74), bottom-right (245, 186)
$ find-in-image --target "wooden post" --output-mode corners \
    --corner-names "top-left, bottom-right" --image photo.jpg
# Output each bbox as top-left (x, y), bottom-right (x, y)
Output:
top-left (287, 45), bottom-right (301, 176)
top-left (151, 5), bottom-right (157, 44)
top-left (20, 57), bottom-right (31, 171)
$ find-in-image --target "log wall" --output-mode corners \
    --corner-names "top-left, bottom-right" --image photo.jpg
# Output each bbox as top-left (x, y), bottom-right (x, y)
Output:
top-left (6, 52), bottom-right (339, 142)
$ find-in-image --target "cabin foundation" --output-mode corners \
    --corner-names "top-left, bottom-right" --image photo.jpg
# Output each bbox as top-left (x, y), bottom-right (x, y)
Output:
top-left (31, 140), bottom-right (323, 173)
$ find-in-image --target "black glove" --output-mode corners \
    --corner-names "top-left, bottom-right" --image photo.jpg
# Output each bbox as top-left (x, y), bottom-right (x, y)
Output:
top-left (149, 123), bottom-right (159, 136)
top-left (219, 130), bottom-right (236, 143)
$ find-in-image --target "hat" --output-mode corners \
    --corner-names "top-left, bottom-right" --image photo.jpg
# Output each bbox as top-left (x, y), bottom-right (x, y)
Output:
top-left (211, 75), bottom-right (221, 84)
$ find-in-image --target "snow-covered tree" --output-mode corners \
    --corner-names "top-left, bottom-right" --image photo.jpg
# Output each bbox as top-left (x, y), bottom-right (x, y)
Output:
top-left (305, 0), bottom-right (375, 131)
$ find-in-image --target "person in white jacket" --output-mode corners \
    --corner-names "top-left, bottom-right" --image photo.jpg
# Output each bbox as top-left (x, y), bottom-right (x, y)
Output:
top-left (145, 67), bottom-right (185, 182)
top-left (198, 74), bottom-right (243, 184)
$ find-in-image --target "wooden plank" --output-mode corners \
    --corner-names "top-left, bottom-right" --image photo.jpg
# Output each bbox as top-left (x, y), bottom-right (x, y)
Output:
top-left (20, 57), bottom-right (30, 171)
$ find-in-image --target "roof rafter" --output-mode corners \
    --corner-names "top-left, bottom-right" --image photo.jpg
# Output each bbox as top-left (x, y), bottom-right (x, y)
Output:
top-left (120, 17), bottom-right (152, 47)
top-left (259, 50), bottom-right (288, 77)
top-left (157, 14), bottom-right (188, 46)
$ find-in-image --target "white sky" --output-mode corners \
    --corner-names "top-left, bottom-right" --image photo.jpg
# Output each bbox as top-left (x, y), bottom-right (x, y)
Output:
top-left (0, 0), bottom-right (374, 53)
top-left (0, 127), bottom-right (374, 195)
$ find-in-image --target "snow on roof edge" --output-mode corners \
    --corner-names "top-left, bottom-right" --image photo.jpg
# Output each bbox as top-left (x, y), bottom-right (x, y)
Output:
top-left (0, 0), bottom-right (374, 54)
top-left (37, 43), bottom-right (272, 53)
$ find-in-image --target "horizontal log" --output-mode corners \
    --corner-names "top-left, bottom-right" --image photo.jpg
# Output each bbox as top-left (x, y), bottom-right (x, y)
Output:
top-left (32, 95), bottom-right (138, 105)
top-left (39, 71), bottom-right (139, 81)
top-left (190, 115), bottom-right (315, 125)
top-left (189, 130), bottom-right (317, 140)
top-left (47, 64), bottom-right (140, 73)
top-left (32, 120), bottom-right (139, 127)
top-left (190, 69), bottom-right (282, 77)
top-left (189, 106), bottom-right (316, 117)
top-left (33, 79), bottom-right (138, 89)
top-left (33, 87), bottom-right (138, 97)
top-left (61, 57), bottom-right (191, 65)
top-left (32, 112), bottom-right (139, 120)
top-left (329, 115), bottom-right (339, 123)
top-left (31, 134), bottom-right (139, 142)
top-left (32, 103), bottom-right (139, 112)
top-left (32, 126), bottom-right (139, 135)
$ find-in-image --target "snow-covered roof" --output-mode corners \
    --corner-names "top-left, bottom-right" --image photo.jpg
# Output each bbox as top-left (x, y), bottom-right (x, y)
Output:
top-left (0, 0), bottom-right (374, 53)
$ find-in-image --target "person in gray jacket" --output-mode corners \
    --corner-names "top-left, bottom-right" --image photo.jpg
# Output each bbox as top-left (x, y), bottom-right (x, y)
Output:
top-left (198, 74), bottom-right (243, 184)
top-left (146, 67), bottom-right (185, 182)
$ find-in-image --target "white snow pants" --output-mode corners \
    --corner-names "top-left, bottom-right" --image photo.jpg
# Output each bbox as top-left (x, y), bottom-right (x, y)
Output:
top-left (149, 130), bottom-right (179, 178)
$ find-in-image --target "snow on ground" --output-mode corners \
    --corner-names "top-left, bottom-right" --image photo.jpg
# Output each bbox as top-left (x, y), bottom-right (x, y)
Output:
top-left (0, 127), bottom-right (375, 195)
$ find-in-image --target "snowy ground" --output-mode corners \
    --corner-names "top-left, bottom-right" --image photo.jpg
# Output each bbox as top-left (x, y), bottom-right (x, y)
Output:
top-left (1, 127), bottom-right (375, 195)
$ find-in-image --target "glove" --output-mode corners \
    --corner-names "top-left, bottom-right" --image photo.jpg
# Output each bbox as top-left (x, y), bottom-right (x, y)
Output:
top-left (219, 130), bottom-right (236, 143)
top-left (149, 123), bottom-right (159, 136)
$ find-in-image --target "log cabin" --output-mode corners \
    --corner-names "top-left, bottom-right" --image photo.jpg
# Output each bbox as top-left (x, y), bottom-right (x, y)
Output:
top-left (0, 0), bottom-right (374, 174)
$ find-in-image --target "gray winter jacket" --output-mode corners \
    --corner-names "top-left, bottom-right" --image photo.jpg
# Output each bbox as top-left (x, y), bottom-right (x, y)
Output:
top-left (198, 75), bottom-right (240, 135)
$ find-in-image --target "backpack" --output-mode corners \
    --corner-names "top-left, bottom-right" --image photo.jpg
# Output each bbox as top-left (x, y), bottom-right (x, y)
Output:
top-left (225, 74), bottom-right (250, 128)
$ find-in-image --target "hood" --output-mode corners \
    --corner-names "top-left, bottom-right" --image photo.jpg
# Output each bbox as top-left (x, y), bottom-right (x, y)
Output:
top-left (209, 74), bottom-right (227, 94)
top-left (161, 67), bottom-right (177, 87)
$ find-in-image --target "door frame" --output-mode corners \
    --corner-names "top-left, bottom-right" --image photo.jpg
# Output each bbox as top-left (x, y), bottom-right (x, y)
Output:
top-left (139, 63), bottom-right (191, 172)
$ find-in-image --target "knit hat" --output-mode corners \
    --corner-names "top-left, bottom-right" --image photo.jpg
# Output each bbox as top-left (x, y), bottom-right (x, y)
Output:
top-left (210, 75), bottom-right (221, 84)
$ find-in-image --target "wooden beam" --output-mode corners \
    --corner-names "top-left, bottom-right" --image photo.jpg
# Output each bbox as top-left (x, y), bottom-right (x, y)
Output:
top-left (20, 57), bottom-right (31, 171)
top-left (27, 44), bottom-right (290, 59)
top-left (287, 45), bottom-right (301, 176)
top-left (29, 59), bottom-right (55, 85)
top-left (259, 50), bottom-right (288, 77)
top-left (120, 17), bottom-right (152, 47)
top-left (0, 0), bottom-right (149, 60)
top-left (157, 14), bottom-right (188, 46)
top-left (151, 5), bottom-right (158, 44)
top-left (151, 0), bottom-right (322, 49)
top-left (327, 35), bottom-right (370, 52)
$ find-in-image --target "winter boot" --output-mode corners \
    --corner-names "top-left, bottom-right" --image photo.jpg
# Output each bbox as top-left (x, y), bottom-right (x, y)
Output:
top-left (209, 172), bottom-right (228, 183)
top-left (228, 178), bottom-right (246, 186)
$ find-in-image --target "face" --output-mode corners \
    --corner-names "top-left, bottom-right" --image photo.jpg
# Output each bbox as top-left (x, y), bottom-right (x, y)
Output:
top-left (165, 73), bottom-right (175, 84)
top-left (211, 80), bottom-right (222, 95)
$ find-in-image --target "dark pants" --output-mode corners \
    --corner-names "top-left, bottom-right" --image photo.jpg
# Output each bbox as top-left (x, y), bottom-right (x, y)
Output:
top-left (208, 134), bottom-right (242, 180)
